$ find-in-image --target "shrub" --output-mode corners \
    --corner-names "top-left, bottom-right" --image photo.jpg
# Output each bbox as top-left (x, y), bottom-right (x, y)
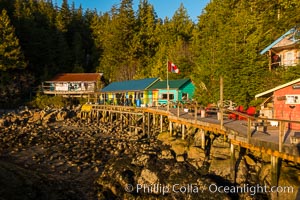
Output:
top-left (29, 94), bottom-right (68, 109)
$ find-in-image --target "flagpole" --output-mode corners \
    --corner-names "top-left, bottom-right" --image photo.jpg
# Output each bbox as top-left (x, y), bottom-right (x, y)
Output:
top-left (167, 58), bottom-right (169, 112)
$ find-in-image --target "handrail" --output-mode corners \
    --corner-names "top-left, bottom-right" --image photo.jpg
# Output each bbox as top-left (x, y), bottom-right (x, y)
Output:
top-left (80, 104), bottom-right (300, 163)
top-left (224, 108), bottom-right (300, 124)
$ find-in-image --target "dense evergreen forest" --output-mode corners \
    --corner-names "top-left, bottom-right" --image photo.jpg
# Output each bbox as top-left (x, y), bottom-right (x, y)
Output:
top-left (0, 0), bottom-right (300, 107)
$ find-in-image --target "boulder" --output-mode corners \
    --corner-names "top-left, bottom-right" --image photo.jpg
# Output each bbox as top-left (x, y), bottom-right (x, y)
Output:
top-left (137, 168), bottom-right (159, 185)
top-left (244, 155), bottom-right (256, 166)
top-left (209, 158), bottom-right (231, 178)
top-left (4, 116), bottom-right (11, 126)
top-left (9, 115), bottom-right (19, 124)
top-left (210, 137), bottom-right (231, 160)
top-left (131, 154), bottom-right (150, 167)
top-left (159, 150), bottom-right (174, 160)
top-left (176, 155), bottom-right (185, 162)
top-left (193, 131), bottom-right (205, 146)
top-left (42, 110), bottom-right (57, 124)
top-left (259, 164), bottom-right (271, 186)
top-left (235, 159), bottom-right (248, 184)
top-left (0, 119), bottom-right (7, 127)
top-left (211, 136), bottom-right (230, 148)
top-left (278, 165), bottom-right (300, 200)
top-left (187, 146), bottom-right (205, 160)
top-left (56, 111), bottom-right (68, 121)
top-left (251, 151), bottom-right (271, 163)
top-left (157, 132), bottom-right (174, 145)
top-left (28, 112), bottom-right (41, 123)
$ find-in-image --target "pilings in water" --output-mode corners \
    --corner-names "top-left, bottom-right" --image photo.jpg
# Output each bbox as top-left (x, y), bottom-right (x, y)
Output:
top-left (181, 124), bottom-right (185, 140)
top-left (80, 106), bottom-right (169, 138)
top-left (200, 129), bottom-right (206, 149)
top-left (169, 121), bottom-right (173, 136)
top-left (160, 115), bottom-right (163, 132)
top-left (230, 143), bottom-right (236, 183)
top-left (271, 155), bottom-right (281, 200)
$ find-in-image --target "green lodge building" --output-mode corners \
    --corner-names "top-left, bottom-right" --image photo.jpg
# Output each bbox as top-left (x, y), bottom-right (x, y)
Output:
top-left (100, 78), bottom-right (195, 107)
top-left (146, 78), bottom-right (195, 106)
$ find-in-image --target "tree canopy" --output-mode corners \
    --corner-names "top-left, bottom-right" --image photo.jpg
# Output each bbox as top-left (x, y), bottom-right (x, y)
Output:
top-left (0, 0), bottom-right (300, 107)
top-left (0, 9), bottom-right (26, 71)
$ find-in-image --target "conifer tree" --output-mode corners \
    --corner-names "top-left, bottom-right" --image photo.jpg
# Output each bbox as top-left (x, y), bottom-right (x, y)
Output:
top-left (148, 3), bottom-right (194, 80)
top-left (0, 9), bottom-right (26, 71)
top-left (167, 3), bottom-right (194, 80)
top-left (55, 0), bottom-right (71, 32)
top-left (0, 0), bottom-right (300, 107)
top-left (97, 0), bottom-right (137, 81)
top-left (134, 0), bottom-right (158, 78)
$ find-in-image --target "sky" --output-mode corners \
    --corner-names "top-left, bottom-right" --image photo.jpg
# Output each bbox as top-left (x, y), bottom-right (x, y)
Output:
top-left (56, 0), bottom-right (210, 23)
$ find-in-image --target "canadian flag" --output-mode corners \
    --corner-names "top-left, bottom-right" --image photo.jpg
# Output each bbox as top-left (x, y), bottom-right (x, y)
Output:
top-left (168, 61), bottom-right (180, 73)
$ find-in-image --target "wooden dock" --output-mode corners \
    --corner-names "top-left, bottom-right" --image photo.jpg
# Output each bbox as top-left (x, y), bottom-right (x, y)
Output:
top-left (80, 104), bottom-right (300, 198)
top-left (81, 104), bottom-right (300, 162)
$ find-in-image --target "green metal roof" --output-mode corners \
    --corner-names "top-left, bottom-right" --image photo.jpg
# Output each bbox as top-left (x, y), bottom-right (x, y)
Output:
top-left (101, 78), bottom-right (159, 92)
top-left (147, 79), bottom-right (191, 90)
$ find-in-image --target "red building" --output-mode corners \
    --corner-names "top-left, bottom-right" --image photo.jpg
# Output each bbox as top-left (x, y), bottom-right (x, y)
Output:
top-left (255, 78), bottom-right (300, 130)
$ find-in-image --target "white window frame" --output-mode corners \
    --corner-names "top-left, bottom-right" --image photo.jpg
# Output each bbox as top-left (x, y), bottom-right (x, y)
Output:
top-left (182, 93), bottom-right (188, 100)
top-left (285, 95), bottom-right (300, 104)
top-left (285, 52), bottom-right (294, 66)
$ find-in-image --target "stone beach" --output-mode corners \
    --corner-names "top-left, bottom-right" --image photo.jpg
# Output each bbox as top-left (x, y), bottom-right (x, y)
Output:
top-left (0, 106), bottom-right (299, 199)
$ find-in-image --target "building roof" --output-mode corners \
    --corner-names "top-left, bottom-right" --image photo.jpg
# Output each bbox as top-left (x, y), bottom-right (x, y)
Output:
top-left (255, 78), bottom-right (300, 98)
top-left (147, 78), bottom-right (191, 90)
top-left (101, 78), bottom-right (159, 92)
top-left (260, 26), bottom-right (300, 55)
top-left (47, 73), bottom-right (102, 82)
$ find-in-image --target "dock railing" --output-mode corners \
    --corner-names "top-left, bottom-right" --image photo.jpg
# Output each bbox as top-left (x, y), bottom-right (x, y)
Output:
top-left (222, 108), bottom-right (300, 152)
top-left (82, 101), bottom-right (300, 153)
top-left (81, 103), bottom-right (300, 165)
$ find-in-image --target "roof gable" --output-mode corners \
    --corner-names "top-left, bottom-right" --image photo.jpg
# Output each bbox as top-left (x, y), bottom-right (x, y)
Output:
top-left (48, 73), bottom-right (102, 82)
top-left (101, 78), bottom-right (159, 92)
top-left (260, 26), bottom-right (300, 55)
top-left (255, 78), bottom-right (300, 98)
top-left (147, 79), bottom-right (191, 90)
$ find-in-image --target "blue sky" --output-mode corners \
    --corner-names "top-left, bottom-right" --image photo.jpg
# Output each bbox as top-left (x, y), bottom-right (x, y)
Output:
top-left (56, 0), bottom-right (210, 22)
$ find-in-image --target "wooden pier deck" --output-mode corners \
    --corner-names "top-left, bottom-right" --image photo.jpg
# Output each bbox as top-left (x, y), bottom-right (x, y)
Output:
top-left (80, 104), bottom-right (300, 199)
top-left (82, 104), bottom-right (300, 164)
top-left (167, 107), bottom-right (300, 163)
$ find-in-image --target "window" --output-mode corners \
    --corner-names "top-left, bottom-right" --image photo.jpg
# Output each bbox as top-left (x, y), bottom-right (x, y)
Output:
top-left (116, 93), bottom-right (122, 99)
top-left (182, 93), bottom-right (188, 100)
top-left (138, 92), bottom-right (143, 99)
top-left (285, 52), bottom-right (294, 66)
top-left (161, 93), bottom-right (174, 100)
top-left (286, 95), bottom-right (300, 104)
top-left (87, 83), bottom-right (95, 90)
top-left (271, 54), bottom-right (281, 68)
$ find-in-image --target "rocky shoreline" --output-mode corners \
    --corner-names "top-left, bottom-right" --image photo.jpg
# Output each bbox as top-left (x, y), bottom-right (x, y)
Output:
top-left (0, 106), bottom-right (299, 199)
